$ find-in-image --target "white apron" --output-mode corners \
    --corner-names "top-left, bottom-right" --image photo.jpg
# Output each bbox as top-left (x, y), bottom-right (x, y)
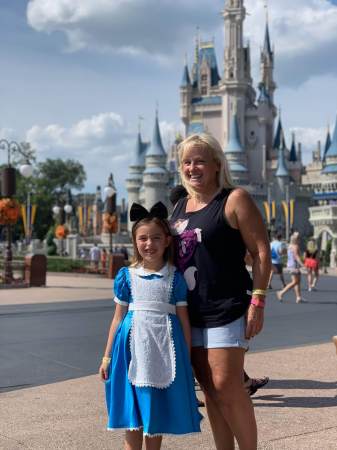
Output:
top-left (128, 265), bottom-right (176, 389)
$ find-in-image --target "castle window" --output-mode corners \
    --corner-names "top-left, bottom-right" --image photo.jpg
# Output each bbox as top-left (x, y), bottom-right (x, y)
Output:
top-left (201, 74), bottom-right (207, 82)
top-left (201, 86), bottom-right (207, 95)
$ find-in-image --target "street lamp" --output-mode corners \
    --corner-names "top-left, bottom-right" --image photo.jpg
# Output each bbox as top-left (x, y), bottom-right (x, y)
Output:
top-left (0, 139), bottom-right (32, 284)
top-left (103, 173), bottom-right (117, 254)
top-left (284, 181), bottom-right (295, 242)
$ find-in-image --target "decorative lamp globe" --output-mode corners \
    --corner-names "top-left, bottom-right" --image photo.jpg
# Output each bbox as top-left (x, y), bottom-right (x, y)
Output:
top-left (52, 205), bottom-right (61, 215)
top-left (104, 186), bottom-right (115, 198)
top-left (20, 164), bottom-right (33, 178)
top-left (64, 204), bottom-right (73, 214)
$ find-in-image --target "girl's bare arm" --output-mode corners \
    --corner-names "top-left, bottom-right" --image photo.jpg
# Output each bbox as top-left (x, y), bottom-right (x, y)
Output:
top-left (177, 306), bottom-right (191, 355)
top-left (99, 304), bottom-right (127, 380)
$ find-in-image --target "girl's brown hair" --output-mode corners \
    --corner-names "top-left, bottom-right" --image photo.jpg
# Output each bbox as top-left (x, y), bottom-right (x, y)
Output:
top-left (131, 217), bottom-right (175, 267)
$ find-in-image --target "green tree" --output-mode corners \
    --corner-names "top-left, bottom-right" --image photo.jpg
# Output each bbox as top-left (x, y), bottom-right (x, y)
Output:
top-left (15, 158), bottom-right (86, 240)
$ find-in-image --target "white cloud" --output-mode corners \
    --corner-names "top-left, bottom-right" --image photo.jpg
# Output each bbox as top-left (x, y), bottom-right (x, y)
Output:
top-left (24, 112), bottom-right (178, 198)
top-left (27, 0), bottom-right (221, 62)
top-left (245, 0), bottom-right (337, 85)
top-left (288, 126), bottom-right (329, 164)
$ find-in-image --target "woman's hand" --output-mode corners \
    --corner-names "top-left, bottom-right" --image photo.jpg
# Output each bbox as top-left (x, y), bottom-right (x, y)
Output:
top-left (245, 305), bottom-right (264, 339)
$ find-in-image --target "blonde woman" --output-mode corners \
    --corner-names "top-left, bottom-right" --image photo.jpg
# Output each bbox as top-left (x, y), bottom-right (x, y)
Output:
top-left (170, 133), bottom-right (271, 450)
top-left (277, 232), bottom-right (305, 303)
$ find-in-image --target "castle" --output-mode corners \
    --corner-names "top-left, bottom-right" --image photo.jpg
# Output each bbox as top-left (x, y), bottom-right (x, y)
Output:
top-left (126, 0), bottom-right (328, 241)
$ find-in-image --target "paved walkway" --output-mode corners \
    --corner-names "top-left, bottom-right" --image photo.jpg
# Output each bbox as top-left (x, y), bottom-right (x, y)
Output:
top-left (1, 274), bottom-right (337, 449)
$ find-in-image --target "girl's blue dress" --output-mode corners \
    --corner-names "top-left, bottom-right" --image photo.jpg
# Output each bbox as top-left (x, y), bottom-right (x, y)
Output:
top-left (105, 264), bottom-right (202, 437)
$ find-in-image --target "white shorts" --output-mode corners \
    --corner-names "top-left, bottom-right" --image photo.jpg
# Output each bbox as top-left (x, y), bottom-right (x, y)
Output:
top-left (191, 315), bottom-right (249, 349)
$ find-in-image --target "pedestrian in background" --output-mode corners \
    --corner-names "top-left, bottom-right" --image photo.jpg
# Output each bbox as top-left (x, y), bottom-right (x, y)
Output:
top-left (277, 232), bottom-right (305, 304)
top-left (268, 232), bottom-right (286, 289)
top-left (101, 248), bottom-right (107, 272)
top-left (304, 240), bottom-right (320, 291)
top-left (90, 243), bottom-right (101, 271)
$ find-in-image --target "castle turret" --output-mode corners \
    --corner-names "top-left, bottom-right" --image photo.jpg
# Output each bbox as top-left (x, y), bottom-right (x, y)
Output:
top-left (143, 111), bottom-right (169, 209)
top-left (259, 16), bottom-right (276, 104)
top-left (224, 112), bottom-right (248, 185)
top-left (289, 132), bottom-right (297, 162)
top-left (220, 0), bottom-right (256, 149)
top-left (180, 60), bottom-right (192, 133)
top-left (126, 130), bottom-right (147, 232)
top-left (276, 140), bottom-right (289, 193)
top-left (322, 115), bottom-right (337, 175)
top-left (323, 125), bottom-right (331, 162)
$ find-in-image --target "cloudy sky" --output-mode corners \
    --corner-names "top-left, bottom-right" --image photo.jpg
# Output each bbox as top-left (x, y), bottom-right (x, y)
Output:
top-left (1, 0), bottom-right (337, 199)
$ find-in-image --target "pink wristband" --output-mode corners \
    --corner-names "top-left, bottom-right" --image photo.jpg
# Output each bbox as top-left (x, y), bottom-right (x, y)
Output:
top-left (250, 297), bottom-right (265, 308)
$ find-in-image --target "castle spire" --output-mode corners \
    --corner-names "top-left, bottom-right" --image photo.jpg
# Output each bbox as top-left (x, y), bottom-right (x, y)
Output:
top-left (276, 140), bottom-right (289, 177)
top-left (323, 124), bottom-right (332, 161)
top-left (289, 132), bottom-right (297, 162)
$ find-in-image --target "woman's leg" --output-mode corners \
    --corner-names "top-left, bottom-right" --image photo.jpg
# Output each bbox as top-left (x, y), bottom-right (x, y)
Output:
top-left (144, 435), bottom-right (162, 450)
top-left (277, 276), bottom-right (296, 299)
top-left (192, 347), bottom-right (235, 450)
top-left (307, 269), bottom-right (313, 290)
top-left (293, 274), bottom-right (302, 301)
top-left (207, 348), bottom-right (257, 450)
top-left (125, 430), bottom-right (143, 450)
top-left (312, 267), bottom-right (319, 288)
top-left (193, 347), bottom-right (257, 450)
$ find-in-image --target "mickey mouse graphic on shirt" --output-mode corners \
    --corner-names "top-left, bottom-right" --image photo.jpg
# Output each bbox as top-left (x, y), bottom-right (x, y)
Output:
top-left (170, 219), bottom-right (201, 292)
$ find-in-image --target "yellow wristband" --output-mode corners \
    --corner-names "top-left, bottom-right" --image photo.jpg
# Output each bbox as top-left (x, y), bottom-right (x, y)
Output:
top-left (102, 356), bottom-right (111, 364)
top-left (252, 289), bottom-right (267, 297)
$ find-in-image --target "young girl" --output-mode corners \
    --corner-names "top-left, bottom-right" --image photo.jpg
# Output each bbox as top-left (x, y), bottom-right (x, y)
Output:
top-left (99, 201), bottom-right (202, 450)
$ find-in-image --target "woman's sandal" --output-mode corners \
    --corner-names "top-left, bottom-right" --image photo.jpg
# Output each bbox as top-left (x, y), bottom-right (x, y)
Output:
top-left (245, 377), bottom-right (269, 396)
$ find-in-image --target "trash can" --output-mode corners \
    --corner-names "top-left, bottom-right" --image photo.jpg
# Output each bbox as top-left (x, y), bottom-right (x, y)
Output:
top-left (107, 253), bottom-right (125, 279)
top-left (25, 254), bottom-right (47, 287)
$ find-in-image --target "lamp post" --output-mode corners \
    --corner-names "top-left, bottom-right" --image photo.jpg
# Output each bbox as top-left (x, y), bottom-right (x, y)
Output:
top-left (103, 174), bottom-right (117, 254)
top-left (52, 191), bottom-right (73, 256)
top-left (0, 139), bottom-right (33, 284)
top-left (284, 182), bottom-right (294, 242)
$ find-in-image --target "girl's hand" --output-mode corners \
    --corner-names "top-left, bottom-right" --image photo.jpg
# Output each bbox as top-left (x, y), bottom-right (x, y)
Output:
top-left (99, 361), bottom-right (110, 381)
top-left (245, 305), bottom-right (264, 339)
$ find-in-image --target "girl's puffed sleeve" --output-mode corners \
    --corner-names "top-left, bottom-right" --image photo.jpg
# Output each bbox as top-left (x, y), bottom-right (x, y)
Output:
top-left (113, 267), bottom-right (130, 306)
top-left (172, 270), bottom-right (188, 307)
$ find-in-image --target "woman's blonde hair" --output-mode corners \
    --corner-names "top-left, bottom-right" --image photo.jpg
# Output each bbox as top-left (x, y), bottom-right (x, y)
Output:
top-left (177, 133), bottom-right (234, 197)
top-left (130, 217), bottom-right (174, 267)
top-left (290, 231), bottom-right (300, 245)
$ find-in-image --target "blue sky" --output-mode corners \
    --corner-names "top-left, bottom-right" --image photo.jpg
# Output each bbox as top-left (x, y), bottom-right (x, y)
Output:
top-left (1, 0), bottom-right (337, 200)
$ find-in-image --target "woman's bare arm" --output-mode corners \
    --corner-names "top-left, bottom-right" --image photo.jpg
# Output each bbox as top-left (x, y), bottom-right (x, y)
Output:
top-left (225, 188), bottom-right (271, 338)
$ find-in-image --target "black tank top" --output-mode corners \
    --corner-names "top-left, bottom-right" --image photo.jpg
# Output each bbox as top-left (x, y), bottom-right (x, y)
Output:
top-left (170, 188), bottom-right (252, 328)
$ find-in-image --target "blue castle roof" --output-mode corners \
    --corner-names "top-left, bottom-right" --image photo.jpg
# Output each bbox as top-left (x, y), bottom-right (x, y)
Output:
top-left (325, 115), bottom-right (337, 158)
top-left (131, 132), bottom-right (148, 166)
top-left (224, 113), bottom-right (244, 153)
top-left (263, 22), bottom-right (273, 60)
top-left (273, 116), bottom-right (286, 149)
top-left (181, 64), bottom-right (191, 87)
top-left (146, 112), bottom-right (166, 157)
top-left (276, 144), bottom-right (289, 177)
top-left (323, 128), bottom-right (331, 161)
top-left (289, 133), bottom-right (297, 162)
top-left (198, 43), bottom-right (221, 86)
top-left (322, 164), bottom-right (337, 174)
top-left (191, 96), bottom-right (222, 106)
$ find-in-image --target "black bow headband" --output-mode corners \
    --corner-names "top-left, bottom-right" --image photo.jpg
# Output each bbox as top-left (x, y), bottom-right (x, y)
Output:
top-left (130, 202), bottom-right (168, 222)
